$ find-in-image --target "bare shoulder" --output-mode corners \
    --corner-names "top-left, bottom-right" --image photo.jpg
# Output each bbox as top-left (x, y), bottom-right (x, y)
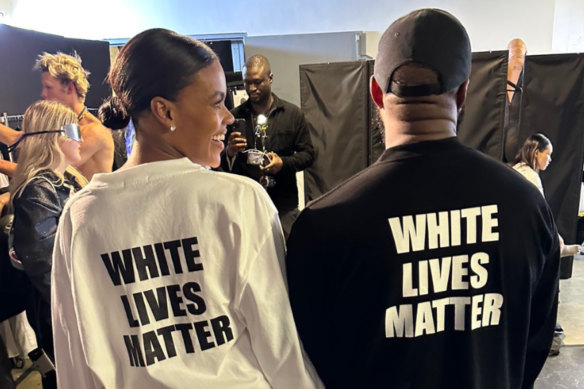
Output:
top-left (80, 112), bottom-right (114, 148)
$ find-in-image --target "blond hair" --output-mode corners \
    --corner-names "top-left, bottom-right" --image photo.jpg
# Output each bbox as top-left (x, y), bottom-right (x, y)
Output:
top-left (34, 52), bottom-right (91, 101)
top-left (10, 100), bottom-right (77, 201)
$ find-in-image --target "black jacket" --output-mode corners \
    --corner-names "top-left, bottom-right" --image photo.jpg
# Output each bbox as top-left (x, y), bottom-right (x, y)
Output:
top-left (12, 170), bottom-right (79, 303)
top-left (221, 94), bottom-right (315, 212)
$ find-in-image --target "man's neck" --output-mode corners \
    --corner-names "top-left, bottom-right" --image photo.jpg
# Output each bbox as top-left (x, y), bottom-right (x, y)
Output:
top-left (381, 96), bottom-right (459, 149)
top-left (251, 94), bottom-right (274, 115)
top-left (70, 101), bottom-right (86, 117)
top-left (383, 120), bottom-right (457, 149)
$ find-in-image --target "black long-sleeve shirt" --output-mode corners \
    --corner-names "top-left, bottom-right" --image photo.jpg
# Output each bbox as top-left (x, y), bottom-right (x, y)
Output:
top-left (221, 93), bottom-right (315, 213)
top-left (287, 137), bottom-right (560, 389)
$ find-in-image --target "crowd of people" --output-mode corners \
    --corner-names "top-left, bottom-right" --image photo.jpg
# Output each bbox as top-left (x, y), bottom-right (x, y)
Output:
top-left (0, 7), bottom-right (575, 389)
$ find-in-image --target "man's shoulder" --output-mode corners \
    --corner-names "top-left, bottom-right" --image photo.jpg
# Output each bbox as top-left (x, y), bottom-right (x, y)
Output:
top-left (81, 113), bottom-right (114, 146)
top-left (231, 100), bottom-right (251, 117)
top-left (273, 94), bottom-right (301, 112)
top-left (305, 143), bottom-right (546, 212)
top-left (462, 149), bottom-right (543, 193)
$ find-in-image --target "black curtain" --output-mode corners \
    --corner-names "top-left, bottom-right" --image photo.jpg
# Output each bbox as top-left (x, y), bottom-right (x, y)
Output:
top-left (300, 60), bottom-right (383, 202)
top-left (300, 53), bottom-right (584, 242)
top-left (521, 54), bottom-right (584, 240)
top-left (458, 51), bottom-right (508, 159)
top-left (459, 52), bottom-right (584, 241)
top-left (0, 24), bottom-right (110, 115)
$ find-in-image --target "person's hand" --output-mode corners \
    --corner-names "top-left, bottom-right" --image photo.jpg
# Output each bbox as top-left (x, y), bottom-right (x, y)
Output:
top-left (0, 192), bottom-right (9, 214)
top-left (560, 244), bottom-right (580, 257)
top-left (261, 152), bottom-right (283, 175)
top-left (226, 132), bottom-right (247, 157)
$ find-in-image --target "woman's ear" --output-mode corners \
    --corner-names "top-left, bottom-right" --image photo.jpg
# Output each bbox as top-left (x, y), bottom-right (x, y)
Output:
top-left (150, 97), bottom-right (175, 130)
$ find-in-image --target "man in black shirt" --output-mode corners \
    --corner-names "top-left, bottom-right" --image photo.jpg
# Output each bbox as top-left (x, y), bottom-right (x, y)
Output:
top-left (286, 9), bottom-right (560, 389)
top-left (221, 55), bottom-right (314, 238)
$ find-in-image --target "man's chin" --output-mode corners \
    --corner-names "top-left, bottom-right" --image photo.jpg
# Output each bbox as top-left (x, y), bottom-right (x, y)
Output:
top-left (248, 95), bottom-right (263, 103)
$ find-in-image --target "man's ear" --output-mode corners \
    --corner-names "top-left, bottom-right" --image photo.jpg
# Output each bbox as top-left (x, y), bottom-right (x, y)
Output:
top-left (370, 76), bottom-right (385, 109)
top-left (456, 79), bottom-right (470, 113)
top-left (150, 97), bottom-right (174, 130)
top-left (268, 72), bottom-right (274, 85)
top-left (65, 80), bottom-right (76, 96)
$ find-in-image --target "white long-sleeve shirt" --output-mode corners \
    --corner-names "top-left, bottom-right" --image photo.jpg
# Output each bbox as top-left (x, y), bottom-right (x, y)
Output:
top-left (51, 158), bottom-right (322, 389)
top-left (512, 162), bottom-right (544, 196)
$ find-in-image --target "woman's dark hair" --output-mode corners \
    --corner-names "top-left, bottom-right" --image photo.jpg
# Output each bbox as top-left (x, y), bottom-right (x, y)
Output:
top-left (512, 133), bottom-right (552, 170)
top-left (99, 28), bottom-right (217, 130)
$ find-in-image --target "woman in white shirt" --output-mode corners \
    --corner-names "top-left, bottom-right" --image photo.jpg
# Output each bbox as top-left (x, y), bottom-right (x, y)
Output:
top-left (512, 133), bottom-right (580, 256)
top-left (51, 28), bottom-right (322, 389)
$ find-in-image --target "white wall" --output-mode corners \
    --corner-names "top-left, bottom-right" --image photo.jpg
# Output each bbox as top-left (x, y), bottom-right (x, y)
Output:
top-left (2, 0), bottom-right (582, 54)
top-left (246, 32), bottom-right (364, 105)
top-left (553, 0), bottom-right (584, 53)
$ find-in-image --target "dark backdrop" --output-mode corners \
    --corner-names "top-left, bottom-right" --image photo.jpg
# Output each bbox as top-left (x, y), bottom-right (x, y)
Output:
top-left (0, 24), bottom-right (110, 116)
top-left (301, 53), bottom-right (584, 242)
top-left (457, 51), bottom-right (508, 158)
top-left (458, 51), bottom-right (584, 241)
top-left (521, 54), bottom-right (584, 240)
top-left (299, 60), bottom-right (383, 202)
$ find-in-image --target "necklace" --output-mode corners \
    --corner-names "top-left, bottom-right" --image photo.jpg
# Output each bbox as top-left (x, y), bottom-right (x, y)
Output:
top-left (77, 106), bottom-right (87, 121)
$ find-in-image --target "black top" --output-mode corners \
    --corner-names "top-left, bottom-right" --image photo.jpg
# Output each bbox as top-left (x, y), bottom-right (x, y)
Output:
top-left (12, 169), bottom-right (80, 303)
top-left (287, 137), bottom-right (560, 389)
top-left (220, 93), bottom-right (315, 212)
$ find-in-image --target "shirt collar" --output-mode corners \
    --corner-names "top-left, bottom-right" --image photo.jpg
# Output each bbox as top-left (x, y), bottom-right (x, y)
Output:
top-left (378, 137), bottom-right (462, 163)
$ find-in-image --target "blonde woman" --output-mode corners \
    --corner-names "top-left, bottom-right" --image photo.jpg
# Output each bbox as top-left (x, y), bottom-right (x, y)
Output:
top-left (9, 99), bottom-right (83, 388)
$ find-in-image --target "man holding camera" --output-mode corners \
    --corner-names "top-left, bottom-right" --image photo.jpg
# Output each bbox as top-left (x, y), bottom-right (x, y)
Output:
top-left (221, 55), bottom-right (315, 238)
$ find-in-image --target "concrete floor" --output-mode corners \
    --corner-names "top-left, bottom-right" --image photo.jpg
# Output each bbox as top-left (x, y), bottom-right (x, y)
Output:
top-left (11, 358), bottom-right (41, 388)
top-left (534, 255), bottom-right (584, 389)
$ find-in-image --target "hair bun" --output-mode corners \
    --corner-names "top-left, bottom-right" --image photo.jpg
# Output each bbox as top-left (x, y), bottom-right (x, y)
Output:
top-left (99, 96), bottom-right (130, 130)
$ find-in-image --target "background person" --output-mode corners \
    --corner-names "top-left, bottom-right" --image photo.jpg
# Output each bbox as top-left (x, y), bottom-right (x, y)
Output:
top-left (10, 99), bottom-right (83, 389)
top-left (286, 9), bottom-right (560, 389)
top-left (0, 122), bottom-right (21, 177)
top-left (35, 52), bottom-right (115, 180)
top-left (221, 55), bottom-right (315, 238)
top-left (52, 28), bottom-right (322, 389)
top-left (512, 133), bottom-right (581, 257)
top-left (512, 132), bottom-right (581, 357)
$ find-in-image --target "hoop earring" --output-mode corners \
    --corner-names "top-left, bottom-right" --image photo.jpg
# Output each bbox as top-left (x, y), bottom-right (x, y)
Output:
top-left (170, 124), bottom-right (176, 132)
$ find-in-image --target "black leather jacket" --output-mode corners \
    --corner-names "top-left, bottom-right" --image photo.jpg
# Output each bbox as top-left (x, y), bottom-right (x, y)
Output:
top-left (11, 170), bottom-right (79, 303)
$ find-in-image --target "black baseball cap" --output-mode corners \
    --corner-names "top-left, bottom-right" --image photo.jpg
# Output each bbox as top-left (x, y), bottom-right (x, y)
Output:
top-left (373, 8), bottom-right (471, 97)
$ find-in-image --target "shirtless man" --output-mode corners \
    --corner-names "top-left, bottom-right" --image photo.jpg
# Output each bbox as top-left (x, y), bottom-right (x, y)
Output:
top-left (35, 52), bottom-right (114, 180)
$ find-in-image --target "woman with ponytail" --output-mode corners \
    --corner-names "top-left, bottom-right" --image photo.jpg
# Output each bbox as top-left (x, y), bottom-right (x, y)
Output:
top-left (512, 133), bottom-right (581, 257)
top-left (512, 133), bottom-right (581, 356)
top-left (52, 28), bottom-right (322, 389)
